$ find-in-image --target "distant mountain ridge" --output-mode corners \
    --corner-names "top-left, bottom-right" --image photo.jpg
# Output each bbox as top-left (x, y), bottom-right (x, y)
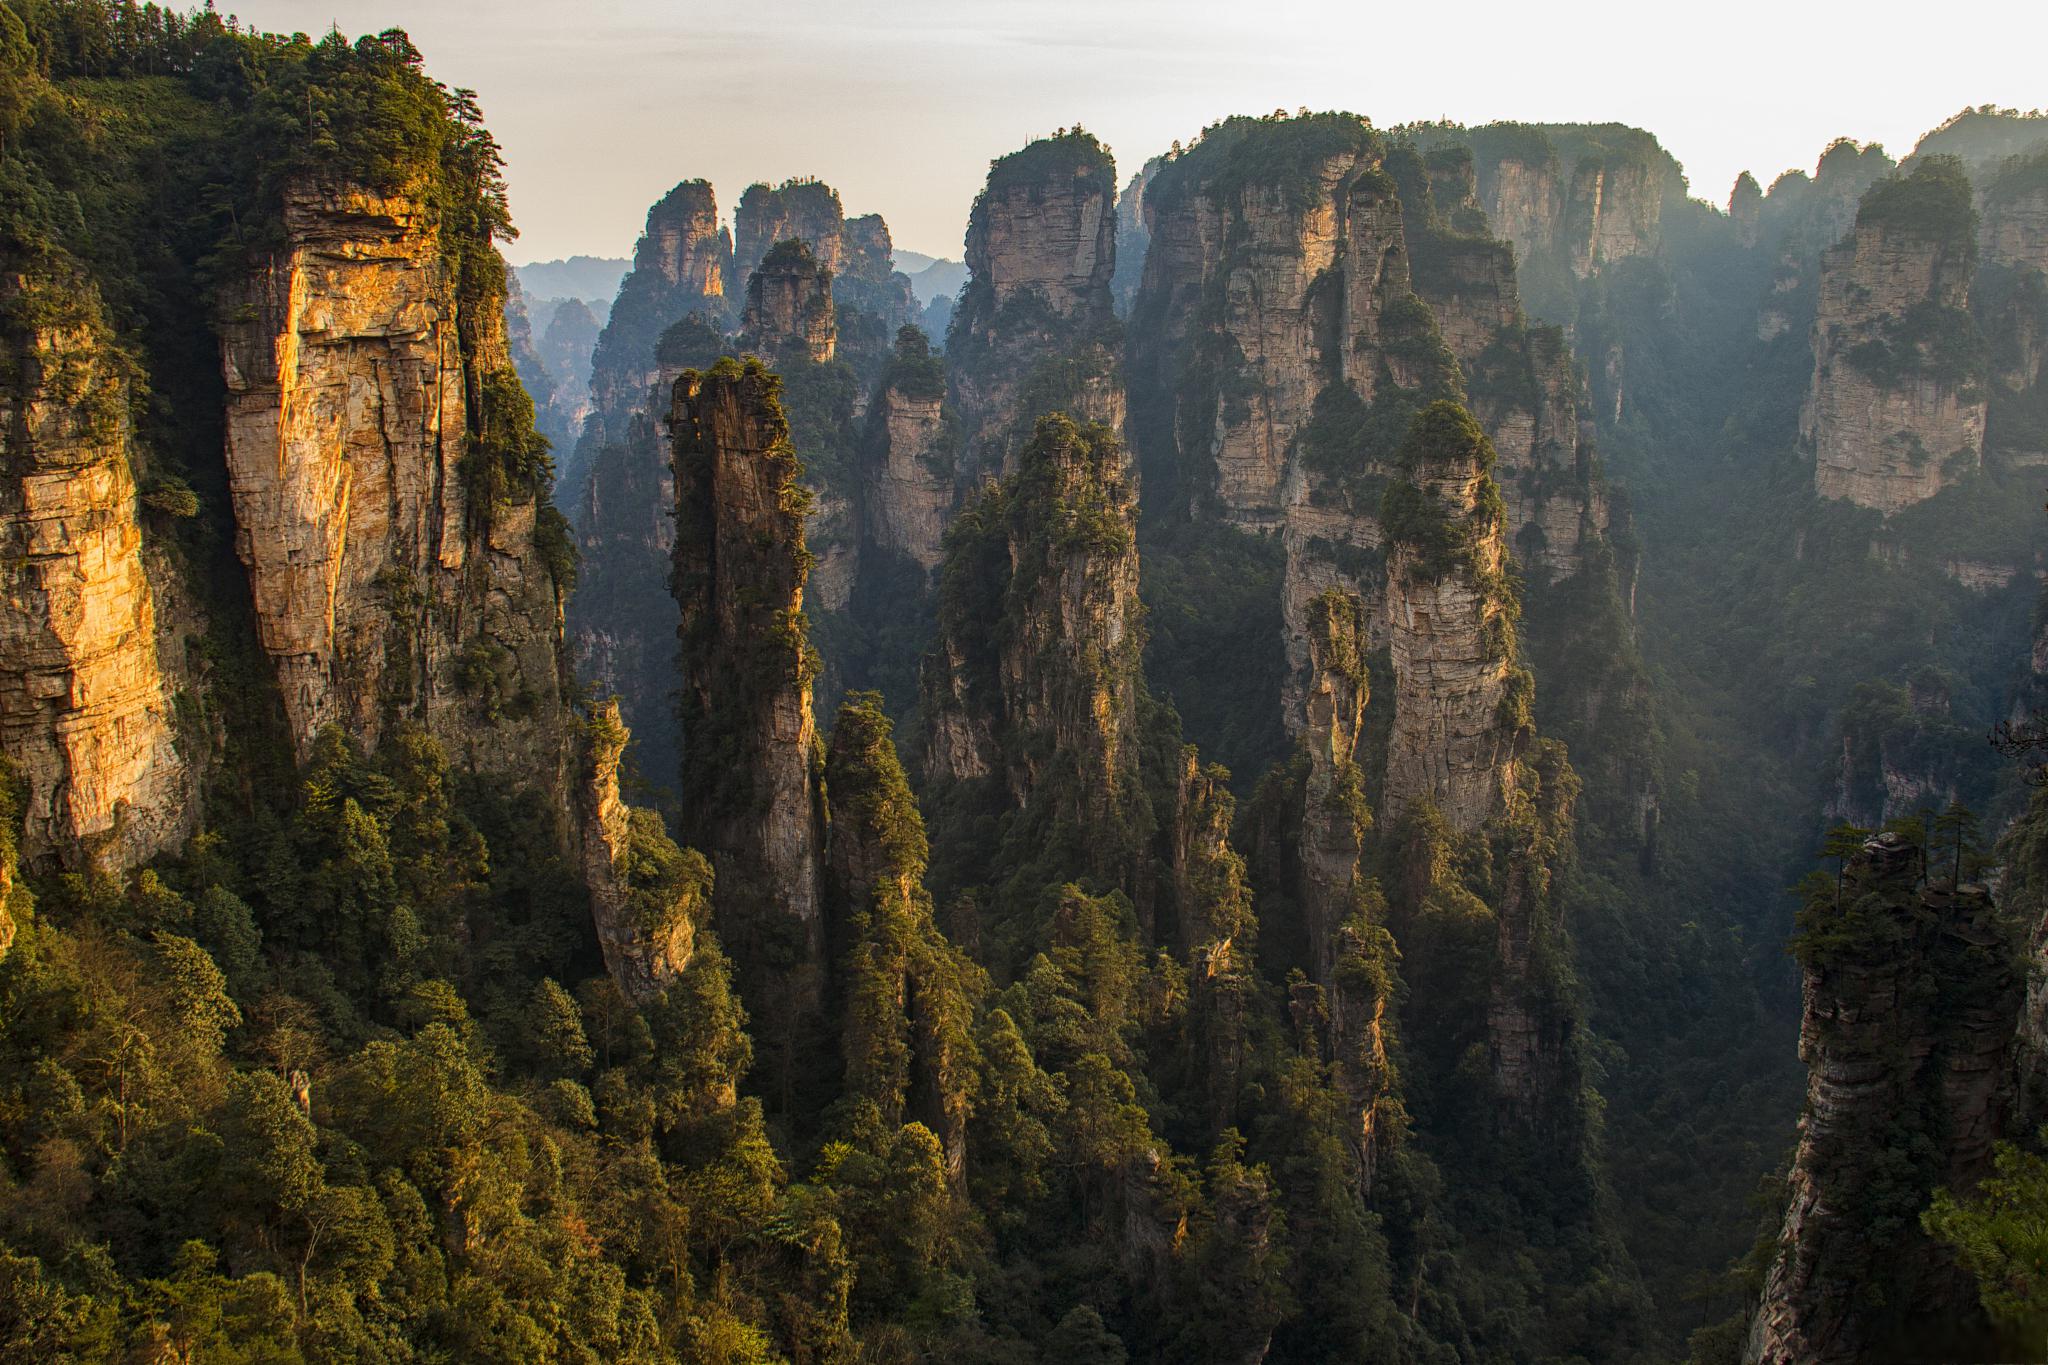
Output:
top-left (514, 253), bottom-right (630, 303)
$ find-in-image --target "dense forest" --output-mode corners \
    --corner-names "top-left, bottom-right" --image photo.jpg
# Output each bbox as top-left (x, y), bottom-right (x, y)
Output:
top-left (3, 4), bottom-right (2048, 1363)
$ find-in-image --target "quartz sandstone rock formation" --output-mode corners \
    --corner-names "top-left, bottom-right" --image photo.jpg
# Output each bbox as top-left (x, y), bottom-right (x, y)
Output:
top-left (1381, 403), bottom-right (1525, 832)
top-left (862, 329), bottom-right (954, 574)
top-left (741, 239), bottom-right (836, 365)
top-left (1298, 590), bottom-right (1371, 984)
top-left (1133, 119), bottom-right (1612, 753)
top-left (1746, 833), bottom-right (2017, 1364)
top-left (948, 133), bottom-right (1123, 483)
top-left (1485, 742), bottom-right (1580, 1125)
top-left (736, 178), bottom-right (847, 280)
top-left (581, 180), bottom-right (733, 468)
top-left (1461, 126), bottom-right (1676, 286)
top-left (580, 699), bottom-right (706, 1004)
top-left (219, 182), bottom-right (571, 783)
top-left (671, 359), bottom-right (826, 1030)
top-left (1297, 588), bottom-right (1396, 1188)
top-left (1803, 160), bottom-right (1985, 513)
top-left (822, 695), bottom-right (977, 1188)
top-left (0, 265), bottom-right (192, 869)
top-left (921, 415), bottom-right (1142, 870)
top-left (568, 181), bottom-right (737, 779)
top-left (1136, 127), bottom-right (1370, 529)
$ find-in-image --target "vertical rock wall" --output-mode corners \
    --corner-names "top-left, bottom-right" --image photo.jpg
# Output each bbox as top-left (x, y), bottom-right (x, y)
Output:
top-left (219, 183), bottom-right (570, 783)
top-left (670, 359), bottom-right (827, 1024)
top-left (0, 265), bottom-right (192, 868)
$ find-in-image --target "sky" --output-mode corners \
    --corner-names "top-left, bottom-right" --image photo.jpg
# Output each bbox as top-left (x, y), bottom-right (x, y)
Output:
top-left (236, 0), bottom-right (2045, 266)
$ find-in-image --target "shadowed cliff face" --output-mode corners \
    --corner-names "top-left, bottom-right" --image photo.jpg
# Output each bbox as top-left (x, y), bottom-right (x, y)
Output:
top-left (565, 181), bottom-right (735, 784)
top-left (1746, 833), bottom-right (2019, 1365)
top-left (219, 182), bottom-right (572, 788)
top-left (1382, 403), bottom-right (1526, 834)
top-left (580, 699), bottom-right (711, 1004)
top-left (0, 265), bottom-right (192, 869)
top-left (822, 694), bottom-right (979, 1189)
top-left (861, 329), bottom-right (954, 575)
top-left (947, 132), bottom-right (1124, 486)
top-left (922, 414), bottom-right (1143, 871)
top-left (736, 178), bottom-right (847, 281)
top-left (741, 238), bottom-right (836, 366)
top-left (1803, 158), bottom-right (1986, 514)
top-left (670, 358), bottom-right (827, 1056)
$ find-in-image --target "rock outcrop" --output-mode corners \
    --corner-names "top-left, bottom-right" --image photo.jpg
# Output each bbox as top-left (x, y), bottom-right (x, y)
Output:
top-left (947, 132), bottom-right (1123, 483)
top-left (567, 182), bottom-right (738, 782)
top-left (1297, 588), bottom-right (1396, 1187)
top-left (1298, 590), bottom-right (1371, 984)
top-left (822, 693), bottom-right (978, 1187)
top-left (1485, 742), bottom-right (1580, 1125)
top-left (670, 359), bottom-right (827, 1033)
top-left (1460, 124), bottom-right (1680, 295)
top-left (1135, 117), bottom-right (1376, 528)
top-left (580, 700), bottom-right (709, 1004)
top-left (0, 264), bottom-right (192, 869)
top-left (219, 182), bottom-right (571, 784)
top-left (1132, 117), bottom-right (1613, 760)
top-left (1110, 159), bottom-right (1160, 315)
top-left (579, 180), bottom-right (733, 476)
top-left (1731, 171), bottom-right (1764, 247)
top-left (1804, 158), bottom-right (1986, 513)
top-left (741, 238), bottom-right (836, 364)
top-left (861, 328), bottom-right (954, 574)
top-left (1381, 403), bottom-right (1526, 832)
top-left (736, 179), bottom-right (846, 281)
top-left (1752, 140), bottom-right (1898, 344)
top-left (1746, 833), bottom-right (2018, 1363)
top-left (922, 414), bottom-right (1142, 865)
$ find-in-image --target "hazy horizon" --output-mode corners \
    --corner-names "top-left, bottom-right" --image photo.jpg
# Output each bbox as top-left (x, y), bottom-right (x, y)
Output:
top-left (233, 2), bottom-right (2041, 266)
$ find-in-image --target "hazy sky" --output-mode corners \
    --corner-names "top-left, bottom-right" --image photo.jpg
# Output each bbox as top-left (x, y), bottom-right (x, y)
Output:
top-left (238, 1), bottom-right (2042, 265)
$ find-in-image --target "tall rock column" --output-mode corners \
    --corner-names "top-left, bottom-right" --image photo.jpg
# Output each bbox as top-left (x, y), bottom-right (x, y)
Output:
top-left (580, 180), bottom-right (734, 473)
top-left (1381, 402), bottom-right (1526, 832)
top-left (1134, 117), bottom-right (1376, 527)
top-left (0, 264), bottom-right (191, 868)
top-left (947, 131), bottom-right (1122, 483)
top-left (1804, 157), bottom-right (1985, 513)
top-left (670, 358), bottom-right (827, 1068)
top-left (1298, 590), bottom-right (1371, 983)
top-left (1300, 588), bottom-right (1396, 1188)
top-left (861, 327), bottom-right (955, 575)
top-left (735, 178), bottom-right (847, 281)
top-left (219, 183), bottom-right (570, 781)
top-left (579, 700), bottom-right (711, 1005)
top-left (1746, 833), bottom-right (2019, 1364)
top-left (569, 180), bottom-right (737, 784)
top-left (740, 239), bottom-right (836, 364)
top-left (823, 694), bottom-right (978, 1188)
top-left (921, 414), bottom-right (1143, 872)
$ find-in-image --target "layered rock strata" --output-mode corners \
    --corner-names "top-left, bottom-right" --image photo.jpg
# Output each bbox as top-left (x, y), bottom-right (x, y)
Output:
top-left (861, 329), bottom-right (954, 574)
top-left (1804, 159), bottom-right (1985, 513)
top-left (1746, 833), bottom-right (2018, 1364)
top-left (670, 359), bottom-right (826, 1024)
top-left (1381, 403), bottom-right (1524, 832)
top-left (741, 238), bottom-right (836, 365)
top-left (921, 414), bottom-right (1142, 865)
top-left (219, 182), bottom-right (571, 782)
top-left (947, 132), bottom-right (1123, 483)
top-left (0, 265), bottom-right (192, 868)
